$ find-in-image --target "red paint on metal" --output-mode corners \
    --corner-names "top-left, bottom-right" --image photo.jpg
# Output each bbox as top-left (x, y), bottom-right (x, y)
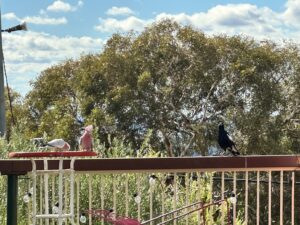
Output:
top-left (8, 151), bottom-right (97, 158)
top-left (0, 155), bottom-right (299, 175)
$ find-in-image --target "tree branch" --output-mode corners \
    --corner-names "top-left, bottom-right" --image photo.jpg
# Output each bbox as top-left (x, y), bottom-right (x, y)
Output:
top-left (160, 129), bottom-right (174, 157)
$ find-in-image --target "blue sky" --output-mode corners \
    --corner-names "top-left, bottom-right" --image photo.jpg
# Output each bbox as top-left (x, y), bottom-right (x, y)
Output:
top-left (1, 0), bottom-right (299, 96)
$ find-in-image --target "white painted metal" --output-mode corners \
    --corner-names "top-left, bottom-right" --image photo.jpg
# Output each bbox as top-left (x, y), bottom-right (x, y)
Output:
top-left (69, 158), bottom-right (75, 224)
top-left (198, 172), bottom-right (202, 225)
top-left (31, 159), bottom-right (37, 225)
top-left (88, 174), bottom-right (92, 225)
top-left (137, 174), bottom-right (141, 222)
top-left (76, 176), bottom-right (80, 225)
top-left (210, 172), bottom-right (213, 223)
top-left (291, 172), bottom-right (295, 225)
top-left (64, 175), bottom-right (68, 225)
top-left (161, 174), bottom-right (165, 224)
top-left (35, 169), bottom-right (73, 175)
top-left (43, 159), bottom-right (50, 225)
top-left (113, 174), bottom-right (117, 215)
top-left (280, 170), bottom-right (283, 225)
top-left (28, 158), bottom-right (76, 225)
top-left (100, 175), bottom-right (104, 225)
top-left (28, 181), bottom-right (31, 224)
top-left (34, 159), bottom-right (75, 224)
top-left (125, 175), bottom-right (129, 217)
top-left (149, 174), bottom-right (153, 225)
top-left (268, 171), bottom-right (272, 225)
top-left (40, 174), bottom-right (43, 225)
top-left (185, 173), bottom-right (189, 225)
top-left (210, 173), bottom-right (213, 204)
top-left (36, 214), bottom-right (72, 219)
top-left (245, 171), bottom-right (248, 225)
top-left (173, 173), bottom-right (177, 225)
top-left (58, 159), bottom-right (64, 225)
top-left (221, 171), bottom-right (225, 225)
top-left (256, 171), bottom-right (260, 225)
top-left (27, 159), bottom-right (299, 225)
top-left (233, 171), bottom-right (237, 225)
top-left (52, 175), bottom-right (55, 225)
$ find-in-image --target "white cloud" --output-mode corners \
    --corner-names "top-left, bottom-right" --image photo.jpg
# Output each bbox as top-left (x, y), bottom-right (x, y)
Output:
top-left (95, 3), bottom-right (293, 42)
top-left (3, 31), bottom-right (104, 65)
top-left (106, 6), bottom-right (135, 16)
top-left (47, 0), bottom-right (83, 12)
top-left (47, 0), bottom-right (74, 12)
top-left (2, 12), bottom-right (20, 21)
top-left (5, 1), bottom-right (300, 96)
top-left (2, 12), bottom-right (67, 26)
top-left (95, 16), bottom-right (150, 33)
top-left (154, 4), bottom-right (283, 40)
top-left (23, 16), bottom-right (67, 25)
top-left (2, 31), bottom-right (104, 96)
top-left (282, 0), bottom-right (300, 27)
top-left (78, 0), bottom-right (84, 7)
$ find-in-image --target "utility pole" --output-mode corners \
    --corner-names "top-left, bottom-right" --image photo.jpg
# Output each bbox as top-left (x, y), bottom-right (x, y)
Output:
top-left (0, 10), bottom-right (27, 137)
top-left (0, 12), bottom-right (5, 136)
top-left (0, 11), bottom-right (27, 225)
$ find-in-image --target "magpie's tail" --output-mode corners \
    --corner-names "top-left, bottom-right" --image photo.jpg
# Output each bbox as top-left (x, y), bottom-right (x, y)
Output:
top-left (233, 145), bottom-right (240, 156)
top-left (229, 146), bottom-right (240, 156)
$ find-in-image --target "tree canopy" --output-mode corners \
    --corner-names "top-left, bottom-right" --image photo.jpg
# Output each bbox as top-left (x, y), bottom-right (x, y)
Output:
top-left (14, 20), bottom-right (299, 156)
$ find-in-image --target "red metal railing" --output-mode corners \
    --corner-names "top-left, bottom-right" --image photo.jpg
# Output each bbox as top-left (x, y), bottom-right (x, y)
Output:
top-left (0, 155), bottom-right (299, 225)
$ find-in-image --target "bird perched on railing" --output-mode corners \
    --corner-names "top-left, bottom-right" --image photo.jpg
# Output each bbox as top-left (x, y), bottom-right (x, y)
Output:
top-left (31, 138), bottom-right (46, 148)
top-left (79, 125), bottom-right (93, 151)
top-left (218, 123), bottom-right (240, 156)
top-left (46, 139), bottom-right (70, 151)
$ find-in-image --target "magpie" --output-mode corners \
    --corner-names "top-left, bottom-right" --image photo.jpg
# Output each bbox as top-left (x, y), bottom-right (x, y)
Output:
top-left (218, 123), bottom-right (240, 156)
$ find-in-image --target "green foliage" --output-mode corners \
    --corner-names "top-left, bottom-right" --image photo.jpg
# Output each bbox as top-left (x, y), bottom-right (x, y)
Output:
top-left (19, 19), bottom-right (299, 156)
top-left (0, 130), bottom-right (225, 224)
top-left (0, 19), bottom-right (299, 225)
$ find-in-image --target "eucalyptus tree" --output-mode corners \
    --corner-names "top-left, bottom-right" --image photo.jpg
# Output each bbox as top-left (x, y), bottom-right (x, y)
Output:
top-left (25, 60), bottom-right (81, 147)
top-left (25, 20), bottom-right (299, 156)
top-left (84, 20), bottom-right (294, 156)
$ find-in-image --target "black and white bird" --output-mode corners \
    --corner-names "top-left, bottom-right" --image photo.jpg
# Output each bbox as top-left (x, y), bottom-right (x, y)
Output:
top-left (218, 123), bottom-right (240, 156)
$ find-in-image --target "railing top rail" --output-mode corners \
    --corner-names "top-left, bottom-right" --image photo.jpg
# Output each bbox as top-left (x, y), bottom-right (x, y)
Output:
top-left (0, 155), bottom-right (299, 175)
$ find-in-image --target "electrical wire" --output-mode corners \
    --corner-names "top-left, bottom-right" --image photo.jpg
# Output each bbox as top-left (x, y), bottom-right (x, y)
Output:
top-left (2, 57), bottom-right (16, 126)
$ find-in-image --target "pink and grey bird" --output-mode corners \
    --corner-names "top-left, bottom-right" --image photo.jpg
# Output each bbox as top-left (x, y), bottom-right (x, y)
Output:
top-left (46, 139), bottom-right (70, 151)
top-left (79, 125), bottom-right (93, 151)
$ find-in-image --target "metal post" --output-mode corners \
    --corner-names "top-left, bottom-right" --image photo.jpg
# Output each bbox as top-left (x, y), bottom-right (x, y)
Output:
top-left (173, 173), bottom-right (177, 225)
top-left (245, 171), bottom-right (248, 225)
top-left (280, 171), bottom-right (283, 225)
top-left (233, 172), bottom-right (236, 225)
top-left (256, 171), bottom-right (260, 225)
top-left (43, 159), bottom-right (49, 225)
top-left (268, 171), bottom-right (271, 225)
top-left (227, 200), bottom-right (231, 225)
top-left (291, 172), bottom-right (295, 225)
top-left (7, 175), bottom-right (18, 225)
top-left (0, 11), bottom-right (27, 136)
top-left (58, 159), bottom-right (63, 225)
top-left (0, 10), bottom-right (6, 136)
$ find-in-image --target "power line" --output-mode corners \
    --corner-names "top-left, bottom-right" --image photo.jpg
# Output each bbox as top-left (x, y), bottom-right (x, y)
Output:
top-left (3, 58), bottom-right (16, 127)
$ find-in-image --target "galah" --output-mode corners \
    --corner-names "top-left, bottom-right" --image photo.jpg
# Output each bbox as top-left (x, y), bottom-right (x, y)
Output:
top-left (79, 125), bottom-right (93, 151)
top-left (47, 139), bottom-right (70, 151)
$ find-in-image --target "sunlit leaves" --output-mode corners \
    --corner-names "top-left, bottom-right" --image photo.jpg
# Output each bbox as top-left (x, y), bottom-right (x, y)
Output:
top-left (22, 19), bottom-right (300, 155)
